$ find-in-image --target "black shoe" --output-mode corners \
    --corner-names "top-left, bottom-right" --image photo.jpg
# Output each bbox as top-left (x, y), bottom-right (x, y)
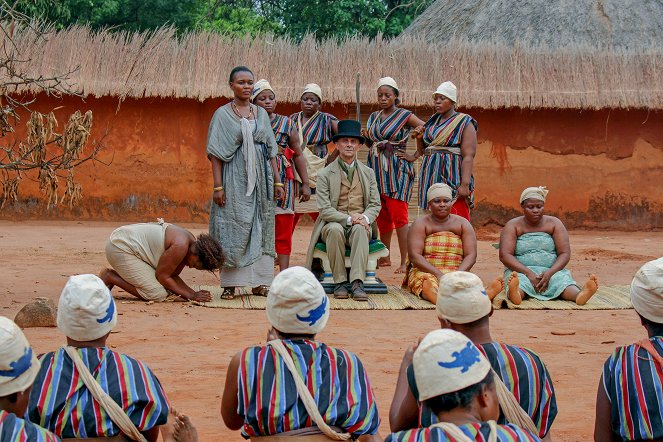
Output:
top-left (351, 279), bottom-right (368, 301)
top-left (333, 283), bottom-right (350, 299)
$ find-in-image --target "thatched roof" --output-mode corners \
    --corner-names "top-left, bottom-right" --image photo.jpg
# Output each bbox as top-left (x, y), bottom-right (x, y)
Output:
top-left (401, 0), bottom-right (663, 51)
top-left (7, 24), bottom-right (663, 109)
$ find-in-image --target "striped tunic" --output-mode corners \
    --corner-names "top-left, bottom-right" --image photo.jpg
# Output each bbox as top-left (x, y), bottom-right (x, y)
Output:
top-left (602, 336), bottom-right (663, 441)
top-left (27, 347), bottom-right (170, 438)
top-left (410, 342), bottom-right (557, 438)
top-left (290, 111), bottom-right (337, 158)
top-left (237, 339), bottom-right (380, 438)
top-left (386, 422), bottom-right (542, 441)
top-left (366, 108), bottom-right (415, 202)
top-left (418, 112), bottom-right (477, 209)
top-left (272, 114), bottom-right (297, 212)
top-left (0, 410), bottom-right (59, 442)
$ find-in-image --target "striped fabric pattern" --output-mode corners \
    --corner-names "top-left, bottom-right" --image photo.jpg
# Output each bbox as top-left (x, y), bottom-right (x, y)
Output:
top-left (366, 108), bottom-right (415, 202)
top-left (417, 113), bottom-right (477, 209)
top-left (237, 339), bottom-right (380, 438)
top-left (290, 111), bottom-right (337, 158)
top-left (0, 410), bottom-right (59, 442)
top-left (271, 114), bottom-right (297, 212)
top-left (602, 336), bottom-right (663, 440)
top-left (386, 422), bottom-right (542, 441)
top-left (27, 347), bottom-right (169, 438)
top-left (412, 343), bottom-right (557, 438)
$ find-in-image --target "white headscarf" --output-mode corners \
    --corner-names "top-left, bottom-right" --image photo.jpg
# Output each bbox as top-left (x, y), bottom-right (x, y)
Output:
top-left (251, 79), bottom-right (274, 101)
top-left (378, 77), bottom-right (399, 92)
top-left (631, 258), bottom-right (663, 323)
top-left (302, 83), bottom-right (322, 102)
top-left (433, 81), bottom-right (457, 103)
top-left (520, 186), bottom-right (549, 204)
top-left (427, 183), bottom-right (453, 203)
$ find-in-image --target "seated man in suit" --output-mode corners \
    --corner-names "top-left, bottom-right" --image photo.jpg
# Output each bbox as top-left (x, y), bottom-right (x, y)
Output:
top-left (305, 120), bottom-right (381, 301)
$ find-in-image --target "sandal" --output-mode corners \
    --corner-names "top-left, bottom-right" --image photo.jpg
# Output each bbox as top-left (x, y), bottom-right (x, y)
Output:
top-left (221, 287), bottom-right (236, 300)
top-left (252, 285), bottom-right (269, 297)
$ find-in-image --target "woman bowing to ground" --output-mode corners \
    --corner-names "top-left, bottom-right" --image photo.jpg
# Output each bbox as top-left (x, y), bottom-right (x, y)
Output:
top-left (415, 81), bottom-right (477, 221)
top-left (251, 79), bottom-right (311, 271)
top-left (364, 77), bottom-right (425, 273)
top-left (207, 66), bottom-right (285, 300)
top-left (499, 186), bottom-right (598, 305)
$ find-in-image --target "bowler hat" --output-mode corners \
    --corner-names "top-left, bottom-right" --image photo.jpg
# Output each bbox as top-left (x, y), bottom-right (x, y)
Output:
top-left (332, 120), bottom-right (365, 144)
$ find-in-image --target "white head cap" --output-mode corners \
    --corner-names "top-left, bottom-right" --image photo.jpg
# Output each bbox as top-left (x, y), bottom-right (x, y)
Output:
top-left (631, 258), bottom-right (663, 324)
top-left (302, 83), bottom-right (322, 102)
top-left (427, 183), bottom-right (453, 203)
top-left (0, 316), bottom-right (41, 396)
top-left (378, 77), bottom-right (399, 93)
top-left (414, 329), bottom-right (491, 401)
top-left (251, 79), bottom-right (275, 101)
top-left (437, 272), bottom-right (492, 324)
top-left (520, 186), bottom-right (549, 204)
top-left (433, 81), bottom-right (457, 103)
top-left (267, 266), bottom-right (330, 335)
top-left (57, 274), bottom-right (117, 341)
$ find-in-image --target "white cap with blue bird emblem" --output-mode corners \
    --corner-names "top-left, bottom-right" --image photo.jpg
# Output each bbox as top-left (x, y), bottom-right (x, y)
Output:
top-left (57, 274), bottom-right (117, 341)
top-left (413, 329), bottom-right (491, 401)
top-left (0, 316), bottom-right (41, 396)
top-left (267, 266), bottom-right (329, 335)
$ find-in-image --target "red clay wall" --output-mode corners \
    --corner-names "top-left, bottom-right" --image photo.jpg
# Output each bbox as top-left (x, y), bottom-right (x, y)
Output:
top-left (2, 94), bottom-right (662, 229)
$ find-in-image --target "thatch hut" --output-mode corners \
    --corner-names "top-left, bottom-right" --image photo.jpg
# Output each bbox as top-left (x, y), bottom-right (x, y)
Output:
top-left (3, 18), bottom-right (662, 229)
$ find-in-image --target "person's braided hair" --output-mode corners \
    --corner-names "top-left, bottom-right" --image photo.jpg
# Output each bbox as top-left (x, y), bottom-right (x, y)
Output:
top-left (194, 234), bottom-right (224, 271)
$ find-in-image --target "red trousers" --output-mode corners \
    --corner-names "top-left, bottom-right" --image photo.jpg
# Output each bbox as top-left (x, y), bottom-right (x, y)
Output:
top-left (275, 214), bottom-right (295, 255)
top-left (451, 199), bottom-right (471, 221)
top-left (376, 195), bottom-right (409, 233)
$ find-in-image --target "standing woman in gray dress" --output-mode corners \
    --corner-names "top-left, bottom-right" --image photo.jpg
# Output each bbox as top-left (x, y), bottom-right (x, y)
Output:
top-left (207, 66), bottom-right (285, 300)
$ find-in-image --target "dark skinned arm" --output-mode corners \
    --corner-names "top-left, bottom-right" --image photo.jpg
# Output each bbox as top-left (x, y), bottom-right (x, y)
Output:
top-left (325, 119), bottom-right (340, 165)
top-left (288, 125), bottom-right (311, 201)
top-left (535, 218), bottom-right (572, 292)
top-left (141, 426), bottom-right (160, 442)
top-left (457, 123), bottom-right (477, 199)
top-left (220, 352), bottom-right (244, 431)
top-left (407, 219), bottom-right (442, 278)
top-left (389, 347), bottom-right (419, 432)
top-left (155, 234), bottom-right (198, 300)
top-left (210, 155), bottom-right (225, 207)
top-left (594, 374), bottom-right (618, 442)
top-left (407, 113), bottom-right (426, 158)
top-left (458, 218), bottom-right (477, 271)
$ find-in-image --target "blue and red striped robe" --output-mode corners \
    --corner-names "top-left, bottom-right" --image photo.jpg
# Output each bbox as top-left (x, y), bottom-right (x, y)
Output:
top-left (410, 342), bottom-right (557, 439)
top-left (271, 114), bottom-right (297, 212)
top-left (27, 347), bottom-right (169, 438)
top-left (366, 108), bottom-right (415, 202)
top-left (289, 111), bottom-right (337, 158)
top-left (602, 336), bottom-right (663, 440)
top-left (386, 422), bottom-right (542, 441)
top-left (237, 339), bottom-right (380, 439)
top-left (417, 112), bottom-right (477, 209)
top-left (0, 410), bottom-right (59, 442)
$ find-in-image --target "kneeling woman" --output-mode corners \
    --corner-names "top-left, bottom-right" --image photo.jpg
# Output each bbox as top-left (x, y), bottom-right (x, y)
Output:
top-left (499, 186), bottom-right (598, 305)
top-left (100, 221), bottom-right (223, 302)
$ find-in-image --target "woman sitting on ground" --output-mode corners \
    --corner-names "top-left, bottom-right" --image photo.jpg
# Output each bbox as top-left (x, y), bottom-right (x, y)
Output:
top-left (499, 186), bottom-right (598, 305)
top-left (100, 221), bottom-right (223, 302)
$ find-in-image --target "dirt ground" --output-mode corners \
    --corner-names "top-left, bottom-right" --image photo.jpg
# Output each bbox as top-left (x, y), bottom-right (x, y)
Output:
top-left (1, 220), bottom-right (662, 441)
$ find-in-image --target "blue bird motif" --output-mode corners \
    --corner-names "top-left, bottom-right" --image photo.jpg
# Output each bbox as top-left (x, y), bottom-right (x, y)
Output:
top-left (481, 290), bottom-right (487, 297)
top-left (438, 342), bottom-right (482, 373)
top-left (296, 296), bottom-right (328, 326)
top-left (0, 347), bottom-right (33, 378)
top-left (96, 298), bottom-right (116, 324)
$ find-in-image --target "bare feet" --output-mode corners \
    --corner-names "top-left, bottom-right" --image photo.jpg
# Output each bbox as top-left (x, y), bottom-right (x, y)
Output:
top-left (575, 274), bottom-right (599, 306)
top-left (486, 277), bottom-right (504, 300)
top-left (395, 263), bottom-right (407, 274)
top-left (507, 272), bottom-right (522, 305)
top-left (378, 257), bottom-right (391, 267)
top-left (174, 414), bottom-right (198, 442)
top-left (160, 408), bottom-right (178, 442)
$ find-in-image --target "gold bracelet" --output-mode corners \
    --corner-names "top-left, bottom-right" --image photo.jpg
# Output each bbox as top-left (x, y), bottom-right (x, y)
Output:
top-left (213, 186), bottom-right (224, 191)
top-left (274, 183), bottom-right (284, 187)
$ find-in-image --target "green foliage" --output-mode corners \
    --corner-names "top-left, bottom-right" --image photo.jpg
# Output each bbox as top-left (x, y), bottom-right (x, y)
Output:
top-left (14, 0), bottom-right (434, 39)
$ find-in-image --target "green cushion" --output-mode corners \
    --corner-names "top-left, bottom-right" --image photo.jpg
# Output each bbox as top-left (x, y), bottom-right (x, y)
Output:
top-left (315, 240), bottom-right (386, 257)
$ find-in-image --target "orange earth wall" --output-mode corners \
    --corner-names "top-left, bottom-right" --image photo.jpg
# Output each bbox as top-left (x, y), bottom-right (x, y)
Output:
top-left (2, 93), bottom-right (662, 229)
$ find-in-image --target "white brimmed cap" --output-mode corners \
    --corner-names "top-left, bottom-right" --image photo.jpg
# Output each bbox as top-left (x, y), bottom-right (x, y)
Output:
top-left (437, 272), bottom-right (491, 324)
top-left (267, 266), bottom-right (329, 334)
top-left (302, 83), bottom-right (322, 102)
top-left (433, 81), bottom-right (457, 103)
top-left (631, 258), bottom-right (663, 323)
top-left (0, 316), bottom-right (41, 396)
top-left (414, 329), bottom-right (491, 401)
top-left (57, 274), bottom-right (117, 341)
top-left (251, 79), bottom-right (275, 101)
top-left (378, 77), bottom-right (399, 92)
